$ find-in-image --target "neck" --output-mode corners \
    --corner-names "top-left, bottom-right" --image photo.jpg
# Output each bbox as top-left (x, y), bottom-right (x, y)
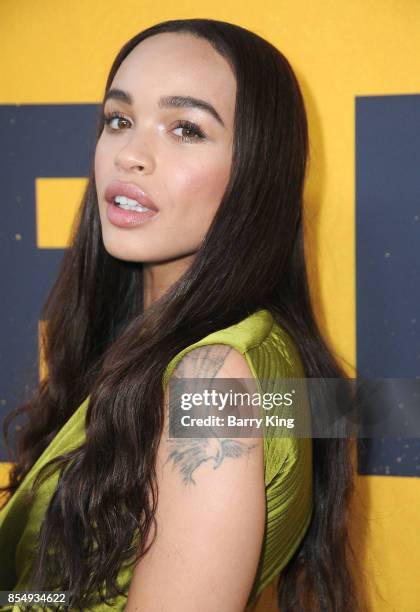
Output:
top-left (142, 253), bottom-right (196, 310)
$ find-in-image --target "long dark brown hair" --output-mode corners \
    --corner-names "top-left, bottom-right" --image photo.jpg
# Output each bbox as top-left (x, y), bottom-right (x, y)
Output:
top-left (1, 18), bottom-right (359, 611)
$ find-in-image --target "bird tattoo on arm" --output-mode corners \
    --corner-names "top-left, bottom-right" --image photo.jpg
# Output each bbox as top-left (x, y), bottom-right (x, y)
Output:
top-left (163, 344), bottom-right (258, 486)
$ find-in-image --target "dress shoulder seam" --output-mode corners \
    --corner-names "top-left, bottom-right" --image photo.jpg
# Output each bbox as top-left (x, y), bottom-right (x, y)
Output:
top-left (241, 312), bottom-right (275, 352)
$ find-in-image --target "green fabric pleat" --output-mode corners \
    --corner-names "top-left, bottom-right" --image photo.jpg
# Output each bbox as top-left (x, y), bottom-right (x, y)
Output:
top-left (0, 309), bottom-right (313, 610)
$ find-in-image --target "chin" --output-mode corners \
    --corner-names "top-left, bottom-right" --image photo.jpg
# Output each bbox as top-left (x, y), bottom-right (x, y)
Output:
top-left (100, 234), bottom-right (144, 262)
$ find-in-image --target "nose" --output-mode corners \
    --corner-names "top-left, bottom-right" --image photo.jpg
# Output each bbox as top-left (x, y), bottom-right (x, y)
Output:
top-left (114, 132), bottom-right (156, 174)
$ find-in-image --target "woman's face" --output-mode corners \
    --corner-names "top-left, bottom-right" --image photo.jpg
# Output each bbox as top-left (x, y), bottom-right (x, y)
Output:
top-left (95, 32), bottom-right (236, 263)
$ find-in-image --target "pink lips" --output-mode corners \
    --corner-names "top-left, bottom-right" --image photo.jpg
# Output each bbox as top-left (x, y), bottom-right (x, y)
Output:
top-left (104, 180), bottom-right (159, 228)
top-left (104, 180), bottom-right (159, 211)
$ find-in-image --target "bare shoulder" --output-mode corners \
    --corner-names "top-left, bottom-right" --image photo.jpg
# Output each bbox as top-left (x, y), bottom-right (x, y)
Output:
top-left (164, 343), bottom-right (262, 487)
top-left (169, 342), bottom-right (255, 380)
top-left (126, 343), bottom-right (266, 611)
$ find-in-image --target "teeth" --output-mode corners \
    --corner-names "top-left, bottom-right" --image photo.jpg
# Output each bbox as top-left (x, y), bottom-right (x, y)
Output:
top-left (114, 195), bottom-right (150, 212)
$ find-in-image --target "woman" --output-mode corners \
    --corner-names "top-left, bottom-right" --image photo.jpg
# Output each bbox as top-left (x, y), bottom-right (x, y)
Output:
top-left (0, 18), bottom-right (358, 611)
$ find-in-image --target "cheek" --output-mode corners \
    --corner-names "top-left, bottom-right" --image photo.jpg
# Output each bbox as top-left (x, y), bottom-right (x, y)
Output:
top-left (173, 158), bottom-right (231, 213)
top-left (164, 160), bottom-right (230, 245)
top-left (94, 141), bottom-right (107, 181)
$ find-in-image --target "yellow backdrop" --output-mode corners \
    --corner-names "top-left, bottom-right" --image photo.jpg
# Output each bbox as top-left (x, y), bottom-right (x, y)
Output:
top-left (1, 1), bottom-right (419, 610)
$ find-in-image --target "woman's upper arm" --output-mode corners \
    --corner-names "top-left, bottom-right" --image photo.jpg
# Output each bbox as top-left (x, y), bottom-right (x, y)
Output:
top-left (125, 344), bottom-right (266, 612)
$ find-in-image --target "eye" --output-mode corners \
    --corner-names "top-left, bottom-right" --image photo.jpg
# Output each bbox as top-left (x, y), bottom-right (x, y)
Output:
top-left (103, 111), bottom-right (132, 130)
top-left (172, 120), bottom-right (207, 144)
top-left (102, 111), bottom-right (207, 144)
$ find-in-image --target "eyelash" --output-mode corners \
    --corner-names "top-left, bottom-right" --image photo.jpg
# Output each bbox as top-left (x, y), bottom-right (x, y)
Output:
top-left (102, 111), bottom-right (207, 144)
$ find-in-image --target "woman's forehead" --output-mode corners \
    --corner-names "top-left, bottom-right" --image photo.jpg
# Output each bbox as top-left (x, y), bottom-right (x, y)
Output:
top-left (113, 33), bottom-right (236, 101)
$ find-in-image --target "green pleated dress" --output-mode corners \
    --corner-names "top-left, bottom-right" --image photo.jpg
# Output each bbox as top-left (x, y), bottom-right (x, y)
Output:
top-left (0, 309), bottom-right (313, 610)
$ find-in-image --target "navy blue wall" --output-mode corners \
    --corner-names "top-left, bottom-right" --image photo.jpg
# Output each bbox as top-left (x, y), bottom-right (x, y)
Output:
top-left (356, 94), bottom-right (420, 476)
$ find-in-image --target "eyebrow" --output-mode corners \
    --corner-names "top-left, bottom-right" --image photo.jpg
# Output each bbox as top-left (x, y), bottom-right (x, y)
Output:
top-left (103, 88), bottom-right (226, 128)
